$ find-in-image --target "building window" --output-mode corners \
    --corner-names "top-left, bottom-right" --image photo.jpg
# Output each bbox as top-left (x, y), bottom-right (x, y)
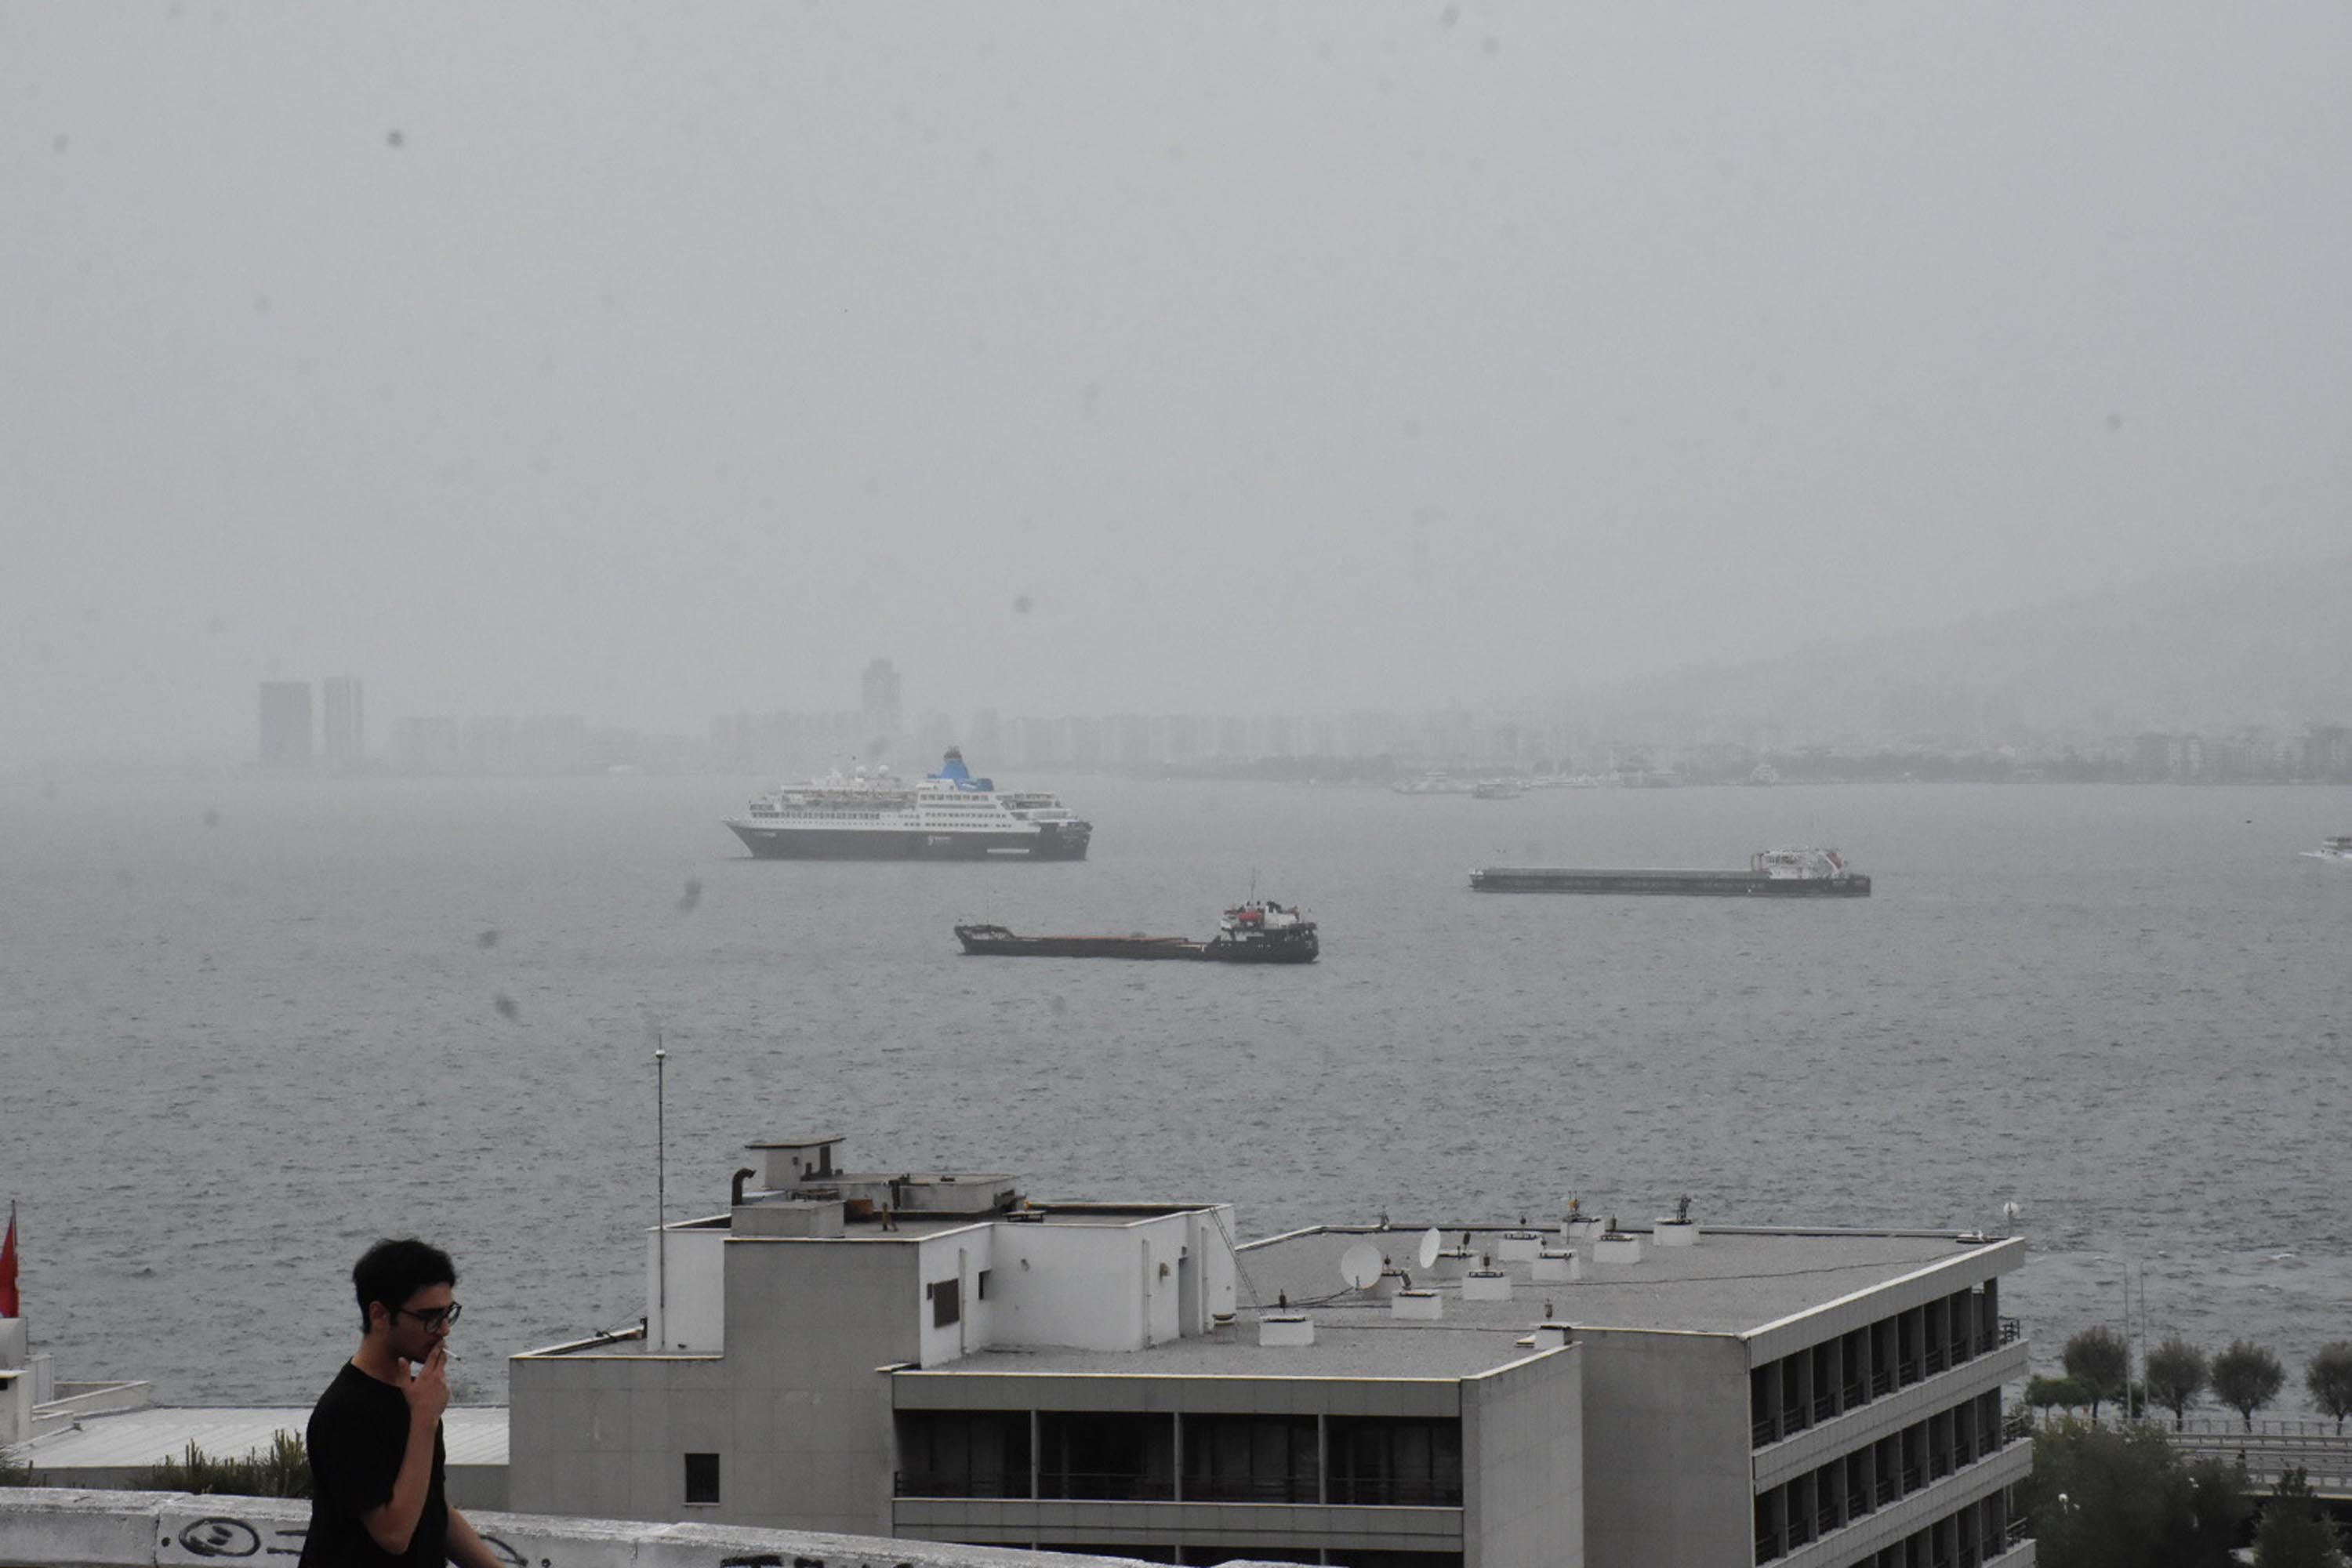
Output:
top-left (895, 1410), bottom-right (1031, 1498)
top-left (1181, 1413), bottom-right (1317, 1503)
top-left (1038, 1410), bottom-right (1177, 1501)
top-left (976, 1269), bottom-right (993, 1301)
top-left (928, 1277), bottom-right (961, 1327)
top-left (683, 1451), bottom-right (720, 1504)
top-left (1327, 1417), bottom-right (1465, 1507)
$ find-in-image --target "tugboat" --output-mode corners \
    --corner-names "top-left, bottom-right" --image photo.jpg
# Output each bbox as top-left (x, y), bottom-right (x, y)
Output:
top-left (1200, 901), bottom-right (1319, 964)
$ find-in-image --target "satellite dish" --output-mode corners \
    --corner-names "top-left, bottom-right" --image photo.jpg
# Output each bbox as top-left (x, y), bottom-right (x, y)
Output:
top-left (1339, 1242), bottom-right (1384, 1291)
top-left (1417, 1227), bottom-right (1443, 1270)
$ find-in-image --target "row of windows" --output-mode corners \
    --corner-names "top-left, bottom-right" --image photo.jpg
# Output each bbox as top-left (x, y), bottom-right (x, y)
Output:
top-left (897, 1411), bottom-right (1465, 1507)
top-left (1751, 1280), bottom-right (2013, 1447)
top-left (1754, 1392), bottom-right (2008, 1561)
top-left (1771, 1490), bottom-right (2023, 1568)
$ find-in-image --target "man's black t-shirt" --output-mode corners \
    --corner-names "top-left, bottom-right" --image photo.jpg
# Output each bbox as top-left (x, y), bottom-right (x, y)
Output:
top-left (299, 1363), bottom-right (446, 1568)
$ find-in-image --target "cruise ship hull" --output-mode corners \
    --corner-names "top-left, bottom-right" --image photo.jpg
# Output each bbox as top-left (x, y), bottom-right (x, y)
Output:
top-left (728, 822), bottom-right (1091, 861)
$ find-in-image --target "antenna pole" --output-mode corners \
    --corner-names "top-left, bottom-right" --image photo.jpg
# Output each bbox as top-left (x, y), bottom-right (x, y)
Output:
top-left (655, 1040), bottom-right (667, 1345)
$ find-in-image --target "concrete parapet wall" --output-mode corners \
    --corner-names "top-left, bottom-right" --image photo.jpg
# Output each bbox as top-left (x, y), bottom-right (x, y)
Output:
top-left (0, 1490), bottom-right (1295, 1568)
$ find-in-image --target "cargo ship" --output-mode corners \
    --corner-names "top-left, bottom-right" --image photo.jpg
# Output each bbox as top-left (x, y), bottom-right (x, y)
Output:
top-left (1470, 848), bottom-right (1871, 898)
top-left (952, 927), bottom-right (1201, 958)
top-left (955, 901), bottom-right (1319, 962)
top-left (726, 747), bottom-right (1090, 861)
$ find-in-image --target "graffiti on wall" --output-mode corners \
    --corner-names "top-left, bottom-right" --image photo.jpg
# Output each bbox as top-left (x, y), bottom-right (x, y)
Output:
top-left (162, 1514), bottom-right (917, 1568)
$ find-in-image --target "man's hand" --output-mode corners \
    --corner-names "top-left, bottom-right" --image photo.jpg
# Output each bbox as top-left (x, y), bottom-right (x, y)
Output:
top-left (402, 1344), bottom-right (451, 1427)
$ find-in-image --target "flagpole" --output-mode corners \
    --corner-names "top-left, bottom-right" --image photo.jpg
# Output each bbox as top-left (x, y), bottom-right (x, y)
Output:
top-left (655, 1042), bottom-right (666, 1348)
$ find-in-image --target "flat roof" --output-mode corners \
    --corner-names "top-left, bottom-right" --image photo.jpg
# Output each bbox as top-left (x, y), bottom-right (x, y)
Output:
top-left (1240, 1225), bottom-right (2012, 1340)
top-left (935, 1323), bottom-right (1546, 1381)
top-left (16, 1406), bottom-right (508, 1471)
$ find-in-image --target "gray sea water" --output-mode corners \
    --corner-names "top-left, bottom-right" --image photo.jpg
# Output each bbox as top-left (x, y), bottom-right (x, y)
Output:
top-left (3, 774), bottom-right (2347, 1413)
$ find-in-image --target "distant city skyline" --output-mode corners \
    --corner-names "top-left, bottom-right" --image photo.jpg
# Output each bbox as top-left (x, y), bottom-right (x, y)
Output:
top-left (8, 8), bottom-right (2350, 762)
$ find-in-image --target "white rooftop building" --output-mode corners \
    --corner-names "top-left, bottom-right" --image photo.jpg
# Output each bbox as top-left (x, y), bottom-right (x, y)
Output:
top-left (506, 1135), bottom-right (2031, 1568)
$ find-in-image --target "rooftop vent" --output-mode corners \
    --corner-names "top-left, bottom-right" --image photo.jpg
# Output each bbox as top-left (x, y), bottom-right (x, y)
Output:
top-left (1497, 1231), bottom-right (1542, 1263)
top-left (1463, 1269), bottom-right (1513, 1301)
top-left (1392, 1289), bottom-right (1443, 1321)
top-left (1592, 1232), bottom-right (1642, 1265)
top-left (1534, 1247), bottom-right (1581, 1283)
top-left (1432, 1247), bottom-right (1474, 1280)
top-left (1563, 1215), bottom-right (1606, 1247)
top-left (1259, 1314), bottom-right (1316, 1347)
top-left (1531, 1323), bottom-right (1573, 1350)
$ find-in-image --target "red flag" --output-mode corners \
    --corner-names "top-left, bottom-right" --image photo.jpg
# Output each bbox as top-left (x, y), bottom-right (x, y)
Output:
top-left (0, 1208), bottom-right (19, 1319)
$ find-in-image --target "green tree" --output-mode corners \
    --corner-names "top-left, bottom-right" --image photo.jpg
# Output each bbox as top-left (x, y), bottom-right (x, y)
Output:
top-left (2028, 1374), bottom-right (2092, 1416)
top-left (2213, 1340), bottom-right (2287, 1432)
top-left (2305, 1343), bottom-right (2352, 1436)
top-left (2252, 1468), bottom-right (2349, 1567)
top-left (2147, 1337), bottom-right (2209, 1430)
top-left (2030, 1419), bottom-right (2245, 1568)
top-left (2064, 1327), bottom-right (2132, 1419)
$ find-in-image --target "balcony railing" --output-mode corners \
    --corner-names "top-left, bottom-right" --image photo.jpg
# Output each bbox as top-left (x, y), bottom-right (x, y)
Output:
top-left (1998, 1316), bottom-right (2022, 1345)
top-left (1814, 1392), bottom-right (1838, 1422)
top-left (1037, 1472), bottom-right (1178, 1501)
top-left (1181, 1475), bottom-right (1319, 1504)
top-left (1325, 1477), bottom-right (1464, 1507)
top-left (894, 1470), bottom-right (1029, 1500)
top-left (1871, 1367), bottom-right (1894, 1397)
top-left (1755, 1416), bottom-right (1779, 1447)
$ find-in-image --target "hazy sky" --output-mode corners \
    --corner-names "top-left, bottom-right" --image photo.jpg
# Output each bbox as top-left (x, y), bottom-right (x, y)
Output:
top-left (5, 4), bottom-right (2347, 757)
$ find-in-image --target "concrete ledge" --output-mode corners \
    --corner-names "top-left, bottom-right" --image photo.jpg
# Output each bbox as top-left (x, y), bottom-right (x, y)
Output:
top-left (0, 1490), bottom-right (1221, 1568)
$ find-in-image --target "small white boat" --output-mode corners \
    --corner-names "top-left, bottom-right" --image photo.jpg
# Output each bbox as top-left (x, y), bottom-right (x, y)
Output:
top-left (2303, 836), bottom-right (2352, 864)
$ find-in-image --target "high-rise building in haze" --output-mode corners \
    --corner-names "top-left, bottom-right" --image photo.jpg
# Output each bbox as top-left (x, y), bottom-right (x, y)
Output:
top-left (321, 676), bottom-right (365, 767)
top-left (860, 657), bottom-right (901, 737)
top-left (258, 681), bottom-right (314, 771)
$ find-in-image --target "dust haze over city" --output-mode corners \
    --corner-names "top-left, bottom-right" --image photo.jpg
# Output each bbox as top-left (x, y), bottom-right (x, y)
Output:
top-left (13, 10), bottom-right (2352, 1560)
top-left (5, 4), bottom-right (2349, 771)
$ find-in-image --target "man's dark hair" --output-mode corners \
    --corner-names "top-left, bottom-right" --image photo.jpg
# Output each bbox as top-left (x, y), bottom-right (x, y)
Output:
top-left (352, 1238), bottom-right (456, 1331)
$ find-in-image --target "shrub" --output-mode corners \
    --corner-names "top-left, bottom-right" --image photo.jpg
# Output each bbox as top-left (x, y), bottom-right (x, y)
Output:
top-left (2027, 1374), bottom-right (2092, 1415)
top-left (130, 1432), bottom-right (310, 1498)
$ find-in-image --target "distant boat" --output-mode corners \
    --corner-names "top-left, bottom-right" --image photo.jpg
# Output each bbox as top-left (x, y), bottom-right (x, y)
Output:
top-left (954, 900), bottom-right (1319, 964)
top-left (1472, 848), bottom-right (1871, 898)
top-left (1747, 764), bottom-right (1780, 786)
top-left (1392, 773), bottom-right (1475, 796)
top-left (727, 747), bottom-right (1090, 861)
top-left (2304, 836), bottom-right (2352, 864)
top-left (1472, 779), bottom-right (1523, 800)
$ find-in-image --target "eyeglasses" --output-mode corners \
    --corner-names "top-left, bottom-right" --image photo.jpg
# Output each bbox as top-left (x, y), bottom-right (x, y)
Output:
top-left (393, 1302), bottom-right (463, 1331)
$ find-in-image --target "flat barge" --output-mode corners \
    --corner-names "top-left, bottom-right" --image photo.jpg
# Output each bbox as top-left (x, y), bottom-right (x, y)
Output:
top-left (953, 927), bottom-right (1203, 959)
top-left (1472, 848), bottom-right (1871, 898)
top-left (955, 901), bottom-right (1319, 963)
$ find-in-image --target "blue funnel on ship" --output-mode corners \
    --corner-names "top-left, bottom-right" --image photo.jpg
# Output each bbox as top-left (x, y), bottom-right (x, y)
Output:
top-left (930, 746), bottom-right (993, 792)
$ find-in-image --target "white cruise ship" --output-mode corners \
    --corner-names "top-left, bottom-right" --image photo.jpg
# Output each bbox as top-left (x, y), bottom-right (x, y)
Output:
top-left (725, 748), bottom-right (1091, 861)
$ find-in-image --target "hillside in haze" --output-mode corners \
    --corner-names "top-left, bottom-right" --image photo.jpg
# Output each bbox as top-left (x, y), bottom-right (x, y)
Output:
top-left (1568, 555), bottom-right (2352, 747)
